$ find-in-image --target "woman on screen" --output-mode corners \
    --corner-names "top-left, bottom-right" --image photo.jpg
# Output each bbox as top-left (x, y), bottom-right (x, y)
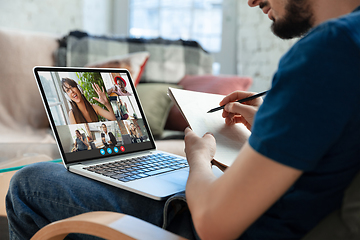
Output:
top-left (72, 130), bottom-right (89, 152)
top-left (117, 99), bottom-right (129, 120)
top-left (129, 123), bottom-right (143, 143)
top-left (106, 76), bottom-right (132, 96)
top-left (61, 78), bottom-right (116, 124)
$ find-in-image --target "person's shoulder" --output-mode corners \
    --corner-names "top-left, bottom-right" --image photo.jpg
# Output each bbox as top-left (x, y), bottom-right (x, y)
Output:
top-left (331, 9), bottom-right (360, 45)
top-left (281, 11), bottom-right (360, 65)
top-left (68, 109), bottom-right (76, 124)
top-left (330, 7), bottom-right (360, 32)
top-left (303, 9), bottom-right (360, 47)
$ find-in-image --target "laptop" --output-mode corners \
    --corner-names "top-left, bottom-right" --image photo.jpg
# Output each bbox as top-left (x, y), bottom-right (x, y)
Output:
top-left (33, 66), bottom-right (192, 200)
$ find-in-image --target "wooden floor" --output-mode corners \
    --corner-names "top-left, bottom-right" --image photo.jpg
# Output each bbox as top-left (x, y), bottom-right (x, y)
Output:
top-left (0, 216), bottom-right (9, 239)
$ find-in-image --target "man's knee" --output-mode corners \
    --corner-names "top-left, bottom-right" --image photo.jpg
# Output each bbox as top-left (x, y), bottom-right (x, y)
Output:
top-left (8, 162), bottom-right (62, 194)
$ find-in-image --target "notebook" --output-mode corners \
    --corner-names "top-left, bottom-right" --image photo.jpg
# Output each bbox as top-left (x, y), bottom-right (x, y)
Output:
top-left (168, 87), bottom-right (251, 168)
top-left (33, 66), bottom-right (194, 200)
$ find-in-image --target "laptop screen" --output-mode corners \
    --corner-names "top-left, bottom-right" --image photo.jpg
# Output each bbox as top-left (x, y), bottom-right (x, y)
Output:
top-left (34, 67), bottom-right (155, 164)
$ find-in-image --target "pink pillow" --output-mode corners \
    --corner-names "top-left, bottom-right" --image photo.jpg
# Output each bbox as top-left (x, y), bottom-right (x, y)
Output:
top-left (165, 75), bottom-right (252, 131)
top-left (86, 51), bottom-right (150, 86)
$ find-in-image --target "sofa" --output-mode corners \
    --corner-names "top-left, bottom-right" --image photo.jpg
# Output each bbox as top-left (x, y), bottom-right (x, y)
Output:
top-left (0, 27), bottom-right (252, 220)
top-left (1, 27), bottom-right (359, 240)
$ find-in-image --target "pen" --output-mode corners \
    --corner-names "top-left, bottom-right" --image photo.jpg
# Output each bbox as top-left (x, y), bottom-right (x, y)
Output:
top-left (207, 90), bottom-right (268, 113)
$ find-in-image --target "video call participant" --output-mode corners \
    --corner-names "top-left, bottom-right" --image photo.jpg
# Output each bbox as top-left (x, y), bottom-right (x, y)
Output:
top-left (62, 78), bottom-right (116, 124)
top-left (117, 99), bottom-right (129, 120)
top-left (129, 122), bottom-right (143, 143)
top-left (106, 76), bottom-right (132, 96)
top-left (101, 123), bottom-right (117, 147)
top-left (73, 130), bottom-right (89, 152)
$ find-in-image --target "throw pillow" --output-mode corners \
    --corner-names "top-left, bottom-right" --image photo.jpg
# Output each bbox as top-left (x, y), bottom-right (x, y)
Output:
top-left (165, 75), bottom-right (252, 131)
top-left (136, 83), bottom-right (180, 137)
top-left (178, 74), bottom-right (252, 94)
top-left (86, 51), bottom-right (150, 86)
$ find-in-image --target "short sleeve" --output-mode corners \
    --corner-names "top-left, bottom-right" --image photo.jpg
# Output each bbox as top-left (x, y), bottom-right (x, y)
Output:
top-left (249, 22), bottom-right (360, 171)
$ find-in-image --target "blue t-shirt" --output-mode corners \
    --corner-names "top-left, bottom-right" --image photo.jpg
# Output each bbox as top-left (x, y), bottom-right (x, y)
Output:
top-left (244, 6), bottom-right (360, 240)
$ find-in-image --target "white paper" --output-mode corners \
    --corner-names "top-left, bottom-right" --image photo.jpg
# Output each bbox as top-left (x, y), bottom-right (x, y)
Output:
top-left (168, 87), bottom-right (250, 166)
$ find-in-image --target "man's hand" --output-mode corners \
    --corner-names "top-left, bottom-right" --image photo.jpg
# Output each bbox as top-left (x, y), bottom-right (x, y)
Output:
top-left (220, 91), bottom-right (263, 131)
top-left (184, 127), bottom-right (216, 168)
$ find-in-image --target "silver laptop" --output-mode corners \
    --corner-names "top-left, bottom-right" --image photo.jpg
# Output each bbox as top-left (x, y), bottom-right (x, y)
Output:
top-left (33, 66), bottom-right (191, 200)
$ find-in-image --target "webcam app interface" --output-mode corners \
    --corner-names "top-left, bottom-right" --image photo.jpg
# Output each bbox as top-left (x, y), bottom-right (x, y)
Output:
top-left (38, 70), bottom-right (152, 163)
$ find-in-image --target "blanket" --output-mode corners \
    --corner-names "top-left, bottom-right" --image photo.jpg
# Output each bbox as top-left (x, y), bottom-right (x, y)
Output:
top-left (55, 31), bottom-right (213, 84)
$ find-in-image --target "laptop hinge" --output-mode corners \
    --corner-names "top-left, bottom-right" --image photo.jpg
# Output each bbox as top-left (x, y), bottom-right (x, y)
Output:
top-left (67, 150), bottom-right (155, 168)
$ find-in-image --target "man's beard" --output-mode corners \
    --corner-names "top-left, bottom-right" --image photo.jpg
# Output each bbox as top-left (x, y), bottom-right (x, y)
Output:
top-left (271, 0), bottom-right (314, 39)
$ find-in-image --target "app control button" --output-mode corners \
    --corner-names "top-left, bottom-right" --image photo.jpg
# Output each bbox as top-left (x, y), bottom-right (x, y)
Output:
top-left (100, 149), bottom-right (105, 155)
top-left (114, 147), bottom-right (119, 153)
top-left (107, 148), bottom-right (112, 154)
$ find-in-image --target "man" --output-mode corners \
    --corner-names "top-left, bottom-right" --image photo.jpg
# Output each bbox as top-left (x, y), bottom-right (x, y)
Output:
top-left (100, 123), bottom-right (117, 147)
top-left (6, 1), bottom-right (360, 239)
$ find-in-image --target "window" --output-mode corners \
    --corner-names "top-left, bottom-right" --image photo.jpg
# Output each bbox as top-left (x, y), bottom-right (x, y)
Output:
top-left (39, 72), bottom-right (86, 126)
top-left (129, 0), bottom-right (223, 52)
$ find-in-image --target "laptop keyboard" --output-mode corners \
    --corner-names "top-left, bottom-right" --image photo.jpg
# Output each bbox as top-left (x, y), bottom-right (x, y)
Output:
top-left (83, 153), bottom-right (189, 182)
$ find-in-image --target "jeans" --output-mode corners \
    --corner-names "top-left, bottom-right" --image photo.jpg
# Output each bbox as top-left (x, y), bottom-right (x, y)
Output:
top-left (6, 162), bottom-right (196, 240)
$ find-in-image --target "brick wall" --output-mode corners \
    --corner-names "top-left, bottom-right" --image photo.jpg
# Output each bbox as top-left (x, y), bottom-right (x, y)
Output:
top-left (0, 0), bottom-right (83, 35)
top-left (237, 1), bottom-right (298, 92)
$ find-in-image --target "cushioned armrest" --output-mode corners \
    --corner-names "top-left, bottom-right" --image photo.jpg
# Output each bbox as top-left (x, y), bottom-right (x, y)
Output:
top-left (31, 211), bottom-right (186, 240)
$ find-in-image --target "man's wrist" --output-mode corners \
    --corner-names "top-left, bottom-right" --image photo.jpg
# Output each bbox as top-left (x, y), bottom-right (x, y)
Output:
top-left (188, 154), bottom-right (213, 170)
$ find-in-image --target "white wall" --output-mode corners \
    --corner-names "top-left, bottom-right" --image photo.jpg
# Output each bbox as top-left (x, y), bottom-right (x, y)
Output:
top-left (83, 0), bottom-right (113, 36)
top-left (237, 1), bottom-right (298, 92)
top-left (213, 0), bottom-right (238, 75)
top-left (0, 0), bottom-right (83, 35)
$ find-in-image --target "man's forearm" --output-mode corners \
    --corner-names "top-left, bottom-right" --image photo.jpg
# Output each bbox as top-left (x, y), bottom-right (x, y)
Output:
top-left (186, 159), bottom-right (217, 239)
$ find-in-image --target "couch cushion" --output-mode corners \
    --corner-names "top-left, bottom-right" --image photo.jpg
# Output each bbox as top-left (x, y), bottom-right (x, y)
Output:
top-left (136, 83), bottom-right (180, 137)
top-left (0, 28), bottom-right (58, 132)
top-left (165, 75), bottom-right (252, 131)
top-left (301, 170), bottom-right (360, 240)
top-left (179, 75), bottom-right (252, 94)
top-left (341, 169), bottom-right (360, 234)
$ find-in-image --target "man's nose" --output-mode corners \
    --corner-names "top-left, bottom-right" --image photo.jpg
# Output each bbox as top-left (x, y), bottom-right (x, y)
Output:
top-left (248, 0), bottom-right (261, 7)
